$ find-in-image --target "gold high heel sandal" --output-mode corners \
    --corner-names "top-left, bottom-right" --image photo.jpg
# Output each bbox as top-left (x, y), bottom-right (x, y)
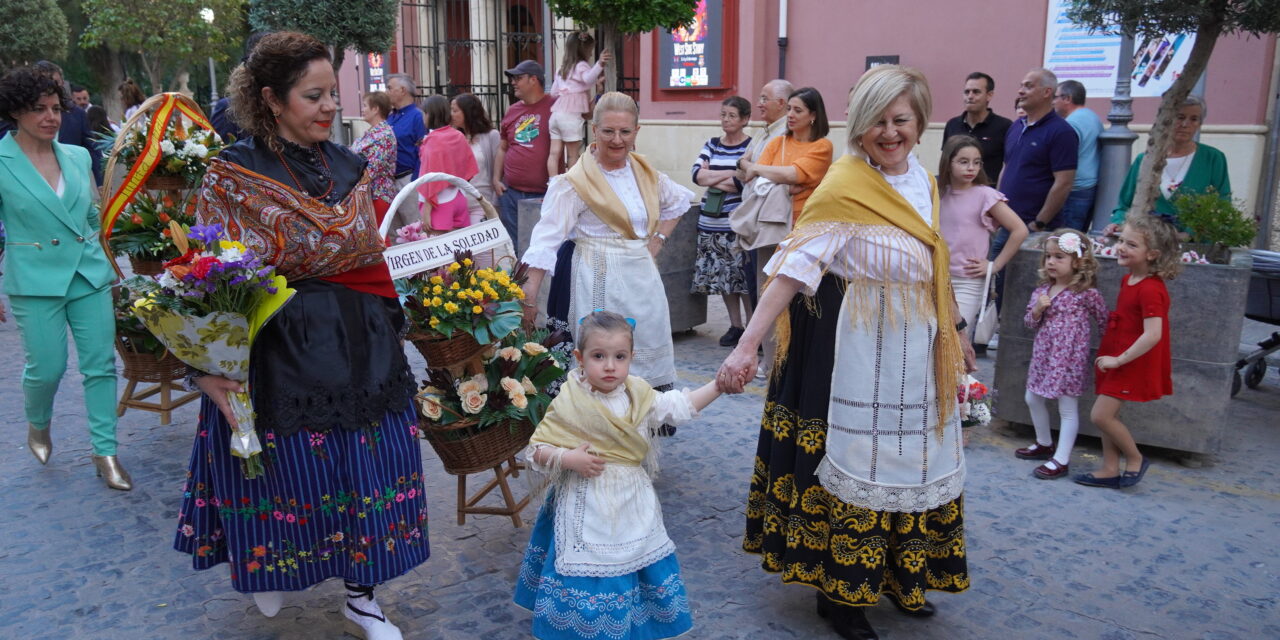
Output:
top-left (92, 455), bottom-right (134, 491)
top-left (28, 424), bottom-right (51, 465)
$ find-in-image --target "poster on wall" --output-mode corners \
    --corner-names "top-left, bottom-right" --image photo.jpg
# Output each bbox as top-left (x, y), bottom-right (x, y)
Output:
top-left (658, 0), bottom-right (724, 89)
top-left (1043, 0), bottom-right (1194, 99)
top-left (363, 52), bottom-right (389, 93)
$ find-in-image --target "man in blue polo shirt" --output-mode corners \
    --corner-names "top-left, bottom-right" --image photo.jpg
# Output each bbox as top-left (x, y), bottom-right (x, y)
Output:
top-left (991, 68), bottom-right (1077, 322)
top-left (385, 73), bottom-right (427, 234)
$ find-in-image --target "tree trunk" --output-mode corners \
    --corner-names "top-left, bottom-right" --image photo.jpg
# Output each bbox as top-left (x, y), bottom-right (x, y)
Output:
top-left (141, 53), bottom-right (165, 101)
top-left (599, 22), bottom-right (619, 93)
top-left (86, 45), bottom-right (125, 122)
top-left (1128, 9), bottom-right (1226, 222)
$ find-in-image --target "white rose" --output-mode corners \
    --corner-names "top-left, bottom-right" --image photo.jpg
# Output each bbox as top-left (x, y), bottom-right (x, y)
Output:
top-left (522, 342), bottom-right (547, 356)
top-left (521, 376), bottom-right (537, 395)
top-left (498, 346), bottom-right (522, 362)
top-left (500, 377), bottom-right (523, 396)
top-left (418, 394), bottom-right (443, 420)
top-left (510, 392), bottom-right (528, 410)
top-left (460, 391), bottom-right (487, 414)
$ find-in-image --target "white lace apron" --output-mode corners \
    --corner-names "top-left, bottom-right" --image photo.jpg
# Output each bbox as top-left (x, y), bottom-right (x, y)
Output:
top-left (568, 236), bottom-right (676, 387)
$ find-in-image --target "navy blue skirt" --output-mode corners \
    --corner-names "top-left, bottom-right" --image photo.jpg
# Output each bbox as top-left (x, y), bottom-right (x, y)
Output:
top-left (174, 398), bottom-right (430, 593)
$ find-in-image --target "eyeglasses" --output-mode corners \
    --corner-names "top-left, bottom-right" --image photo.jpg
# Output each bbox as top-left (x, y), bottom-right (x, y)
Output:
top-left (1054, 94), bottom-right (1069, 100)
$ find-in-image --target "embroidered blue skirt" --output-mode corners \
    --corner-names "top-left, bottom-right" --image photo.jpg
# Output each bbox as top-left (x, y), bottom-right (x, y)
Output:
top-left (514, 494), bottom-right (693, 640)
top-left (173, 398), bottom-right (430, 593)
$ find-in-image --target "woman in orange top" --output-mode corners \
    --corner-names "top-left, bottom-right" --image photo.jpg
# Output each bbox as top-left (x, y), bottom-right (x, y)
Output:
top-left (738, 86), bottom-right (834, 220)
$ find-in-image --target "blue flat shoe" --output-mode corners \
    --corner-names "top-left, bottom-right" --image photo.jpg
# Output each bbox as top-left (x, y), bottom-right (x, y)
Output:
top-left (1120, 457), bottom-right (1150, 488)
top-left (1073, 472), bottom-right (1122, 488)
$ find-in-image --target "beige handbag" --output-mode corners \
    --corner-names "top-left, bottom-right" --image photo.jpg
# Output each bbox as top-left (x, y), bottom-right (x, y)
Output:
top-left (729, 137), bottom-right (794, 251)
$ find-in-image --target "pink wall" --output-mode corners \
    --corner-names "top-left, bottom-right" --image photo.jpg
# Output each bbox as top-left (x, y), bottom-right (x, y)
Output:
top-left (639, 0), bottom-right (1277, 126)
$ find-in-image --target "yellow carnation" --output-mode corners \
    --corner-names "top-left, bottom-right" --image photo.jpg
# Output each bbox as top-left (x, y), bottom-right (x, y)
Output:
top-left (432, 296), bottom-right (443, 306)
top-left (430, 275), bottom-right (444, 285)
top-left (447, 263), bottom-right (460, 272)
top-left (472, 305), bottom-right (483, 314)
top-left (443, 302), bottom-right (460, 313)
top-left (429, 317), bottom-right (441, 328)
top-left (432, 285), bottom-right (443, 295)
top-left (462, 258), bottom-right (473, 266)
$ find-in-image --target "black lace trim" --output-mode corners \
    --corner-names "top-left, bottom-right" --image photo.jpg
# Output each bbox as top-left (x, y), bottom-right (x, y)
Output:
top-left (254, 363), bottom-right (417, 437)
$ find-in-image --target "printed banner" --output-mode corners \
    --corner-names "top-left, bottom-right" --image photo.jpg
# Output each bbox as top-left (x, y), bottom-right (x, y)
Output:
top-left (383, 218), bottom-right (510, 279)
top-left (658, 0), bottom-right (724, 89)
top-left (1043, 0), bottom-right (1194, 99)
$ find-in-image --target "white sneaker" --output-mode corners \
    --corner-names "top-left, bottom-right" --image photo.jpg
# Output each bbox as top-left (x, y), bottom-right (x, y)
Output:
top-left (343, 584), bottom-right (404, 640)
top-left (252, 591), bottom-right (283, 617)
top-left (988, 333), bottom-right (1000, 350)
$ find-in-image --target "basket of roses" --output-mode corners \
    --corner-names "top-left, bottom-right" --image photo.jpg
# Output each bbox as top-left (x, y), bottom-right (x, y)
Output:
top-left (413, 328), bottom-right (570, 475)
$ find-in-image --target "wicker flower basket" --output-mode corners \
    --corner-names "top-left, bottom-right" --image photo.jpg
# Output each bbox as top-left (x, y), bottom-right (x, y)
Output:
top-left (145, 175), bottom-right (188, 191)
top-left (128, 256), bottom-right (166, 276)
top-left (418, 417), bottom-right (534, 475)
top-left (406, 329), bottom-right (486, 369)
top-left (116, 335), bottom-right (187, 383)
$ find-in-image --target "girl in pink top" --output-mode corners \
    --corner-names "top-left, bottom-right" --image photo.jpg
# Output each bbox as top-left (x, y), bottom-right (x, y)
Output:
top-left (938, 135), bottom-right (1027, 342)
top-left (418, 96), bottom-right (478, 233)
top-left (549, 31), bottom-right (612, 176)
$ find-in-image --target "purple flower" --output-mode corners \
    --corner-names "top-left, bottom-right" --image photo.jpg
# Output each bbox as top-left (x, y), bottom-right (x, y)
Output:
top-left (188, 223), bottom-right (223, 246)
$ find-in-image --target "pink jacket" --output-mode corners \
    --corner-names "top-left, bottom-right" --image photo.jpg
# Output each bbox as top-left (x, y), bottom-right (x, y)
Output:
top-left (550, 60), bottom-right (605, 115)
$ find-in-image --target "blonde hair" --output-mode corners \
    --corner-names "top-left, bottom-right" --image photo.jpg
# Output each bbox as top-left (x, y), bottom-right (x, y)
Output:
top-left (1037, 228), bottom-right (1099, 292)
top-left (592, 91), bottom-right (638, 126)
top-left (1124, 214), bottom-right (1184, 280)
top-left (576, 310), bottom-right (634, 351)
top-left (846, 65), bottom-right (931, 158)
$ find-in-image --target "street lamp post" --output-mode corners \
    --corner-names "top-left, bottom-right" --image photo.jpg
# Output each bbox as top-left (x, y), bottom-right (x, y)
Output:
top-left (201, 8), bottom-right (219, 110)
top-left (1092, 30), bottom-right (1139, 232)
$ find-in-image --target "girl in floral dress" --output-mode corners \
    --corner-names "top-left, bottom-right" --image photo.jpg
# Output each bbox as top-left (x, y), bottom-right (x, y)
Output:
top-left (1016, 229), bottom-right (1109, 479)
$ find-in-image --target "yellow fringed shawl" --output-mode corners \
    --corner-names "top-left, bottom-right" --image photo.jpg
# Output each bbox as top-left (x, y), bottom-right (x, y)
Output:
top-left (563, 150), bottom-right (662, 239)
top-left (528, 374), bottom-right (658, 466)
top-left (770, 155), bottom-right (964, 427)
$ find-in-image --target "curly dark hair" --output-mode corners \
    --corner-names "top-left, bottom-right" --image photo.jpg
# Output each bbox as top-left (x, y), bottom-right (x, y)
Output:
top-left (0, 66), bottom-right (71, 124)
top-left (452, 93), bottom-right (493, 139)
top-left (227, 31), bottom-right (331, 150)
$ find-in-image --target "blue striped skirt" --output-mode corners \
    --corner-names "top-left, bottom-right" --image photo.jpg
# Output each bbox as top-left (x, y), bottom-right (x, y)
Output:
top-left (173, 397), bottom-right (430, 592)
top-left (514, 493), bottom-right (693, 640)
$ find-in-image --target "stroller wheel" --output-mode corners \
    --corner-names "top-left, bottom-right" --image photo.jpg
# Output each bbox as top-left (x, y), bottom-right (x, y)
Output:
top-left (1245, 359), bottom-right (1268, 389)
top-left (1231, 371), bottom-right (1242, 397)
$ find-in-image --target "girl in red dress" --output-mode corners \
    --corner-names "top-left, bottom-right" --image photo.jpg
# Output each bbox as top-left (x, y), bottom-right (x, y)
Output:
top-left (1076, 215), bottom-right (1182, 489)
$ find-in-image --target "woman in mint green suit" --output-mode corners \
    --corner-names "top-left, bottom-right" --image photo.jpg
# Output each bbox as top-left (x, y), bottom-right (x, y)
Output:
top-left (0, 67), bottom-right (130, 490)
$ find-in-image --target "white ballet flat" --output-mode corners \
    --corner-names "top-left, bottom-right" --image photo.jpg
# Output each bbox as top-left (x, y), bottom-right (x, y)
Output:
top-left (252, 591), bottom-right (283, 617)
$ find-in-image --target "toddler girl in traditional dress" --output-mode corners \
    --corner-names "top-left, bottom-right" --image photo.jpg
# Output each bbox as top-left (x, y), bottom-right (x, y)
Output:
top-left (1016, 229), bottom-right (1109, 478)
top-left (514, 310), bottom-right (725, 639)
top-left (1076, 215), bottom-right (1181, 489)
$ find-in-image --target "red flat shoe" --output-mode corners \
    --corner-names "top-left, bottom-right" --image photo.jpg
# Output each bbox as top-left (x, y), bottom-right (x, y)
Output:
top-left (1034, 461), bottom-right (1069, 479)
top-left (1015, 442), bottom-right (1055, 460)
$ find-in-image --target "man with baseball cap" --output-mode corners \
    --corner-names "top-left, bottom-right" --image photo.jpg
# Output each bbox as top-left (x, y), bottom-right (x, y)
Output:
top-left (493, 60), bottom-right (555, 250)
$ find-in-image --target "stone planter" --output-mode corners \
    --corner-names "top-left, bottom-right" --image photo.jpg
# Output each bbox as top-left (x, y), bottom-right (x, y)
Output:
top-left (516, 198), bottom-right (707, 332)
top-left (992, 233), bottom-right (1254, 454)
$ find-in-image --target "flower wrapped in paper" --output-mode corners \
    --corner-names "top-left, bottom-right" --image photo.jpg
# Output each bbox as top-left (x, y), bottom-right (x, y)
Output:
top-left (129, 223), bottom-right (295, 478)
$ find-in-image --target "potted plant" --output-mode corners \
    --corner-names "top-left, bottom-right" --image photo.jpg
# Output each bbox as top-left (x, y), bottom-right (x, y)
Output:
top-left (1172, 189), bottom-right (1257, 264)
top-left (397, 249), bottom-right (530, 368)
top-left (414, 328), bottom-right (571, 474)
top-left (110, 192), bottom-right (197, 274)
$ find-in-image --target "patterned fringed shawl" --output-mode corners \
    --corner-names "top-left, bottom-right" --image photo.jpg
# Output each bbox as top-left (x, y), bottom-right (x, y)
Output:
top-left (769, 154), bottom-right (964, 428)
top-left (197, 158), bottom-right (386, 281)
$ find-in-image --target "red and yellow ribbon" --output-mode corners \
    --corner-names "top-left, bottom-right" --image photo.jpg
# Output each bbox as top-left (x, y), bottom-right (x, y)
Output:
top-left (100, 92), bottom-right (215, 250)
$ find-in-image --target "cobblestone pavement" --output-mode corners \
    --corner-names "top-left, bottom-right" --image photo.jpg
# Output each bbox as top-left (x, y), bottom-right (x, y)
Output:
top-left (1, 288), bottom-right (1278, 640)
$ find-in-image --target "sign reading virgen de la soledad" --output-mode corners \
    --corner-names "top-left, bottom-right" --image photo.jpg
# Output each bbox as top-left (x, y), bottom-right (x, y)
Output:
top-left (383, 218), bottom-right (510, 280)
top-left (1043, 0), bottom-right (1195, 99)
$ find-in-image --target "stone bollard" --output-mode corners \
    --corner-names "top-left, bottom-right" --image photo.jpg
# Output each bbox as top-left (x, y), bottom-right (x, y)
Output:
top-left (515, 198), bottom-right (707, 332)
top-left (992, 233), bottom-right (1253, 454)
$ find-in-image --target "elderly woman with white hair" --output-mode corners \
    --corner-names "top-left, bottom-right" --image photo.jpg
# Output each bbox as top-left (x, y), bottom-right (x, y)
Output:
top-left (717, 66), bottom-right (976, 640)
top-left (520, 92), bottom-right (694, 395)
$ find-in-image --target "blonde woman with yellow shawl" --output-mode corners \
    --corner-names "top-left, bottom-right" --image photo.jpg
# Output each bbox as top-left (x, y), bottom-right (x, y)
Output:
top-left (716, 66), bottom-right (977, 640)
top-left (520, 93), bottom-right (694, 394)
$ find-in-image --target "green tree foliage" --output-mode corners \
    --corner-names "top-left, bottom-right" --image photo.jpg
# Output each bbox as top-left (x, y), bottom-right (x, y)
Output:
top-left (248, 0), bottom-right (399, 73)
top-left (80, 0), bottom-right (245, 96)
top-left (0, 0), bottom-right (70, 69)
top-left (547, 0), bottom-right (699, 91)
top-left (1068, 0), bottom-right (1280, 221)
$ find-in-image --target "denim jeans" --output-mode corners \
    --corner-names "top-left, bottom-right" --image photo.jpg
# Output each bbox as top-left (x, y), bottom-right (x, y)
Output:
top-left (497, 186), bottom-right (545, 254)
top-left (1057, 186), bottom-right (1097, 231)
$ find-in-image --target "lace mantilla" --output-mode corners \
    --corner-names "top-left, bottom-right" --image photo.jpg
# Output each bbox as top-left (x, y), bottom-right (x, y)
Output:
top-left (254, 364), bottom-right (416, 437)
top-left (816, 456), bottom-right (965, 513)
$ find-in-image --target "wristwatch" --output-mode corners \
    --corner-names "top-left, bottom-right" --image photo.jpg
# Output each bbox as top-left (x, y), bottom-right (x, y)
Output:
top-left (954, 319), bottom-right (968, 332)
top-left (654, 232), bottom-right (668, 242)
top-left (1030, 220), bottom-right (1046, 231)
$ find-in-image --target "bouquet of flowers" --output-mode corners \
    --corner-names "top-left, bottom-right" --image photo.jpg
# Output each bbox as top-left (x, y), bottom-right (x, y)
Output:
top-left (397, 249), bottom-right (529, 345)
top-left (114, 284), bottom-right (167, 358)
top-left (416, 328), bottom-right (571, 432)
top-left (957, 375), bottom-right (992, 429)
top-left (129, 223), bottom-right (295, 478)
top-left (107, 117), bottom-right (225, 186)
top-left (110, 191), bottom-right (198, 261)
